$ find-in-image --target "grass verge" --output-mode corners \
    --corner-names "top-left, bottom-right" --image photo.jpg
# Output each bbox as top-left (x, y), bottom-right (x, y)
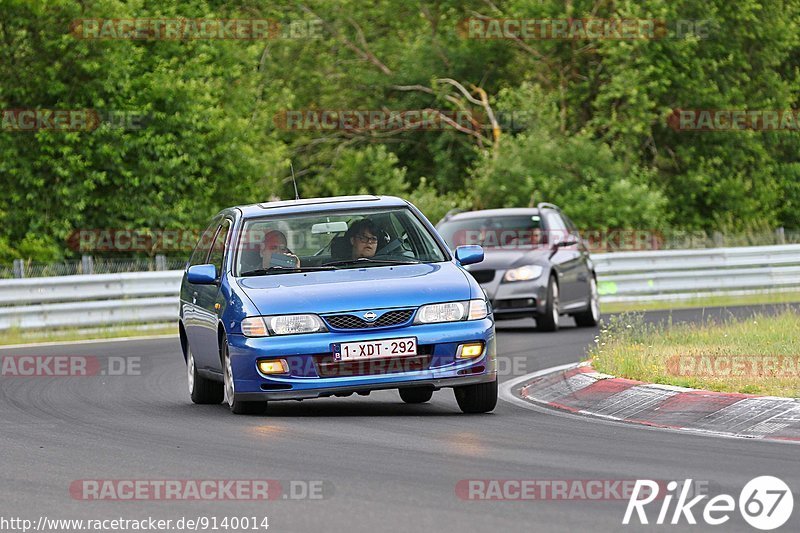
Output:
top-left (589, 309), bottom-right (800, 398)
top-left (600, 290), bottom-right (800, 314)
top-left (0, 323), bottom-right (177, 347)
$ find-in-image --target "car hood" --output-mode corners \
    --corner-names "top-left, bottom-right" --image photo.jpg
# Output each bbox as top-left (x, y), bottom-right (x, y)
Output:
top-left (237, 262), bottom-right (471, 315)
top-left (464, 248), bottom-right (550, 271)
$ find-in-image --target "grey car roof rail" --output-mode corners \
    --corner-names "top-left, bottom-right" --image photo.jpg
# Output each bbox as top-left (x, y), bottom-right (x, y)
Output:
top-left (441, 208), bottom-right (466, 222)
top-left (536, 202), bottom-right (561, 212)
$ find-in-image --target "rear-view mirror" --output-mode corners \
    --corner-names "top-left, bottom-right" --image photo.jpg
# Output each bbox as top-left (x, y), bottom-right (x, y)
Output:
top-left (311, 221), bottom-right (349, 234)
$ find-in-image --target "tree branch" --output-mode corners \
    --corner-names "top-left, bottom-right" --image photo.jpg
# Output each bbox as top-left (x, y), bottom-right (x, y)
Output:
top-left (297, 5), bottom-right (392, 75)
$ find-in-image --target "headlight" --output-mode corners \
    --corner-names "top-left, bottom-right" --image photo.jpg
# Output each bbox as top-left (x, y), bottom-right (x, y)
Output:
top-left (241, 314), bottom-right (327, 336)
top-left (241, 317), bottom-right (269, 337)
top-left (467, 299), bottom-right (488, 320)
top-left (503, 265), bottom-right (544, 282)
top-left (267, 314), bottom-right (327, 335)
top-left (414, 299), bottom-right (488, 324)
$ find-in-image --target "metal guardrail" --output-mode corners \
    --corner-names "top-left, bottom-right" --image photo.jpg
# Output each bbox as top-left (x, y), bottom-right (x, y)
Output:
top-left (0, 272), bottom-right (183, 330)
top-left (1, 244), bottom-right (799, 330)
top-left (593, 244), bottom-right (800, 303)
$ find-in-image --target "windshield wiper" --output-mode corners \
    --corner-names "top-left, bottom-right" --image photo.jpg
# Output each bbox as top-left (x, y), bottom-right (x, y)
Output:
top-left (240, 265), bottom-right (336, 276)
top-left (323, 257), bottom-right (421, 267)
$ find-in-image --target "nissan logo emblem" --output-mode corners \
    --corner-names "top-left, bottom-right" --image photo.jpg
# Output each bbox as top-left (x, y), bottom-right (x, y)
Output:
top-left (363, 312), bottom-right (378, 321)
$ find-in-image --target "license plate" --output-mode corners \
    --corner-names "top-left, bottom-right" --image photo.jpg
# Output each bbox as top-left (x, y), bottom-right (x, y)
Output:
top-left (331, 337), bottom-right (417, 361)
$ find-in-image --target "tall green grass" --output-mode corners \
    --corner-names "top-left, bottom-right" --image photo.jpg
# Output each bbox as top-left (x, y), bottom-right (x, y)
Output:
top-left (589, 309), bottom-right (800, 397)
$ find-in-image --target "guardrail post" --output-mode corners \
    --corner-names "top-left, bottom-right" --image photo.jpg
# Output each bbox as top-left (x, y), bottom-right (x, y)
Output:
top-left (776, 227), bottom-right (785, 244)
top-left (12, 259), bottom-right (25, 278)
top-left (81, 255), bottom-right (94, 275)
top-left (155, 254), bottom-right (167, 271)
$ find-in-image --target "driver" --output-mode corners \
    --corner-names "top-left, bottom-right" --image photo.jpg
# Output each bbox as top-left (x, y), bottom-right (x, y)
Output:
top-left (348, 219), bottom-right (380, 259)
top-left (260, 230), bottom-right (300, 268)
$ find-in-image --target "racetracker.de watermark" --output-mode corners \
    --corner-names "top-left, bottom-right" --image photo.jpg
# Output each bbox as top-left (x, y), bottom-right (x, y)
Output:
top-left (456, 479), bottom-right (711, 501)
top-left (0, 356), bottom-right (140, 377)
top-left (450, 228), bottom-right (664, 252)
top-left (67, 227), bottom-right (665, 253)
top-left (666, 355), bottom-right (800, 378)
top-left (668, 109), bottom-right (800, 131)
top-left (1, 109), bottom-right (148, 132)
top-left (458, 18), bottom-right (713, 40)
top-left (70, 18), bottom-right (323, 40)
top-left (69, 479), bottom-right (331, 501)
top-left (273, 109), bottom-right (534, 132)
top-left (67, 229), bottom-right (202, 253)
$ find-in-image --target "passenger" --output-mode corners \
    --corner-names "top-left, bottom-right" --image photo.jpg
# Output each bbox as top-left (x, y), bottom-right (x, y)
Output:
top-left (348, 219), bottom-right (380, 259)
top-left (260, 230), bottom-right (300, 268)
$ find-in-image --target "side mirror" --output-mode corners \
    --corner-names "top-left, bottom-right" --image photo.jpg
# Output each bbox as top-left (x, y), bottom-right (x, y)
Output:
top-left (455, 245), bottom-right (484, 266)
top-left (549, 236), bottom-right (579, 258)
top-left (187, 264), bottom-right (217, 284)
top-left (555, 238), bottom-right (579, 248)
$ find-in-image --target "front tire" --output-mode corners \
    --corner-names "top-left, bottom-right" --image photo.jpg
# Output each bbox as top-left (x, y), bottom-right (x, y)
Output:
top-left (187, 344), bottom-right (223, 404)
top-left (222, 335), bottom-right (267, 415)
top-left (535, 275), bottom-right (560, 332)
top-left (399, 387), bottom-right (434, 404)
top-left (454, 379), bottom-right (497, 413)
top-left (573, 276), bottom-right (600, 328)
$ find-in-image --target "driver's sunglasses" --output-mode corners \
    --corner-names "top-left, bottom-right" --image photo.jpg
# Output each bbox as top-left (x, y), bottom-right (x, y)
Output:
top-left (356, 234), bottom-right (378, 245)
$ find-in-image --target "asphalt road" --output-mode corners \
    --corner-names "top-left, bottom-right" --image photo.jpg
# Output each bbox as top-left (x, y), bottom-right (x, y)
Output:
top-left (1, 305), bottom-right (798, 533)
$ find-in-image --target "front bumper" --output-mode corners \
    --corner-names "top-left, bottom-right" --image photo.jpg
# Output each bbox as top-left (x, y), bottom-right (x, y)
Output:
top-left (478, 274), bottom-right (548, 319)
top-left (227, 317), bottom-right (496, 401)
top-left (236, 374), bottom-right (496, 401)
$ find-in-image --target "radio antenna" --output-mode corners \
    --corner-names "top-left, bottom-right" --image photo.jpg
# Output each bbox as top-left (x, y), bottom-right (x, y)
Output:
top-left (290, 162), bottom-right (300, 200)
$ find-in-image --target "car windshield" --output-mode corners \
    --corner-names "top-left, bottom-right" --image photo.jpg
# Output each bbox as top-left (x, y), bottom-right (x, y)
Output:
top-left (235, 207), bottom-right (448, 275)
top-left (438, 215), bottom-right (545, 249)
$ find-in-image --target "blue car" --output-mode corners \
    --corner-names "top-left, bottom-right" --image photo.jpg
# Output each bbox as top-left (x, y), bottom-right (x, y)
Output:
top-left (179, 195), bottom-right (497, 415)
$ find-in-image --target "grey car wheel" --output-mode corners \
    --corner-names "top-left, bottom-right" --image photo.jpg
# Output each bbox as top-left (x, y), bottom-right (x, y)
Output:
top-left (573, 276), bottom-right (600, 328)
top-left (535, 275), bottom-right (560, 332)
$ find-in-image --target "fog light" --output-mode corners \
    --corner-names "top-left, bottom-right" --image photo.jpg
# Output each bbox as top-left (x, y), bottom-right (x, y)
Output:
top-left (257, 359), bottom-right (289, 375)
top-left (458, 342), bottom-right (484, 358)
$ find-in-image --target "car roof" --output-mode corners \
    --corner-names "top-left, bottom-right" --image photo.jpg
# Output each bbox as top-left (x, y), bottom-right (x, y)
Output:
top-left (444, 207), bottom-right (545, 221)
top-left (235, 195), bottom-right (409, 218)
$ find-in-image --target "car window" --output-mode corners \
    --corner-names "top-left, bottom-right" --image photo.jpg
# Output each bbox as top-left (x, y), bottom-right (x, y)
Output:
top-left (544, 212), bottom-right (568, 243)
top-left (188, 216), bottom-right (221, 266)
top-left (437, 215), bottom-right (544, 249)
top-left (562, 213), bottom-right (578, 233)
top-left (208, 219), bottom-right (231, 274)
top-left (235, 207), bottom-right (448, 275)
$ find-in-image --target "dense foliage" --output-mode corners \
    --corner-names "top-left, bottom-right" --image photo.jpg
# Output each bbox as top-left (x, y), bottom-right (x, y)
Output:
top-left (1, 0), bottom-right (799, 260)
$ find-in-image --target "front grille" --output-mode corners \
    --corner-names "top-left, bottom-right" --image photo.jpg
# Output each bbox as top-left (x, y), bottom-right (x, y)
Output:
top-left (468, 269), bottom-right (495, 284)
top-left (324, 309), bottom-right (414, 330)
top-left (495, 298), bottom-right (536, 310)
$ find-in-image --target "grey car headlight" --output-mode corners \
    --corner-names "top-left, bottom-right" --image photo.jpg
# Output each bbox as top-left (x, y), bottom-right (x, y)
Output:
top-left (503, 265), bottom-right (544, 282)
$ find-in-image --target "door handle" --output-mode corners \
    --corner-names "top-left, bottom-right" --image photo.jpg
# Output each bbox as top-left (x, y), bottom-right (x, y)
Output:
top-left (192, 291), bottom-right (197, 304)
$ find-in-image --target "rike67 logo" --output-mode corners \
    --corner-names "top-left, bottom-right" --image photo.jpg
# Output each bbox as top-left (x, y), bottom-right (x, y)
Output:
top-left (624, 476), bottom-right (794, 530)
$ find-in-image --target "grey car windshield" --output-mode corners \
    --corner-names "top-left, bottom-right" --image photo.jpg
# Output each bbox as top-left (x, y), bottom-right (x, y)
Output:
top-left (236, 207), bottom-right (448, 275)
top-left (438, 215), bottom-right (544, 249)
